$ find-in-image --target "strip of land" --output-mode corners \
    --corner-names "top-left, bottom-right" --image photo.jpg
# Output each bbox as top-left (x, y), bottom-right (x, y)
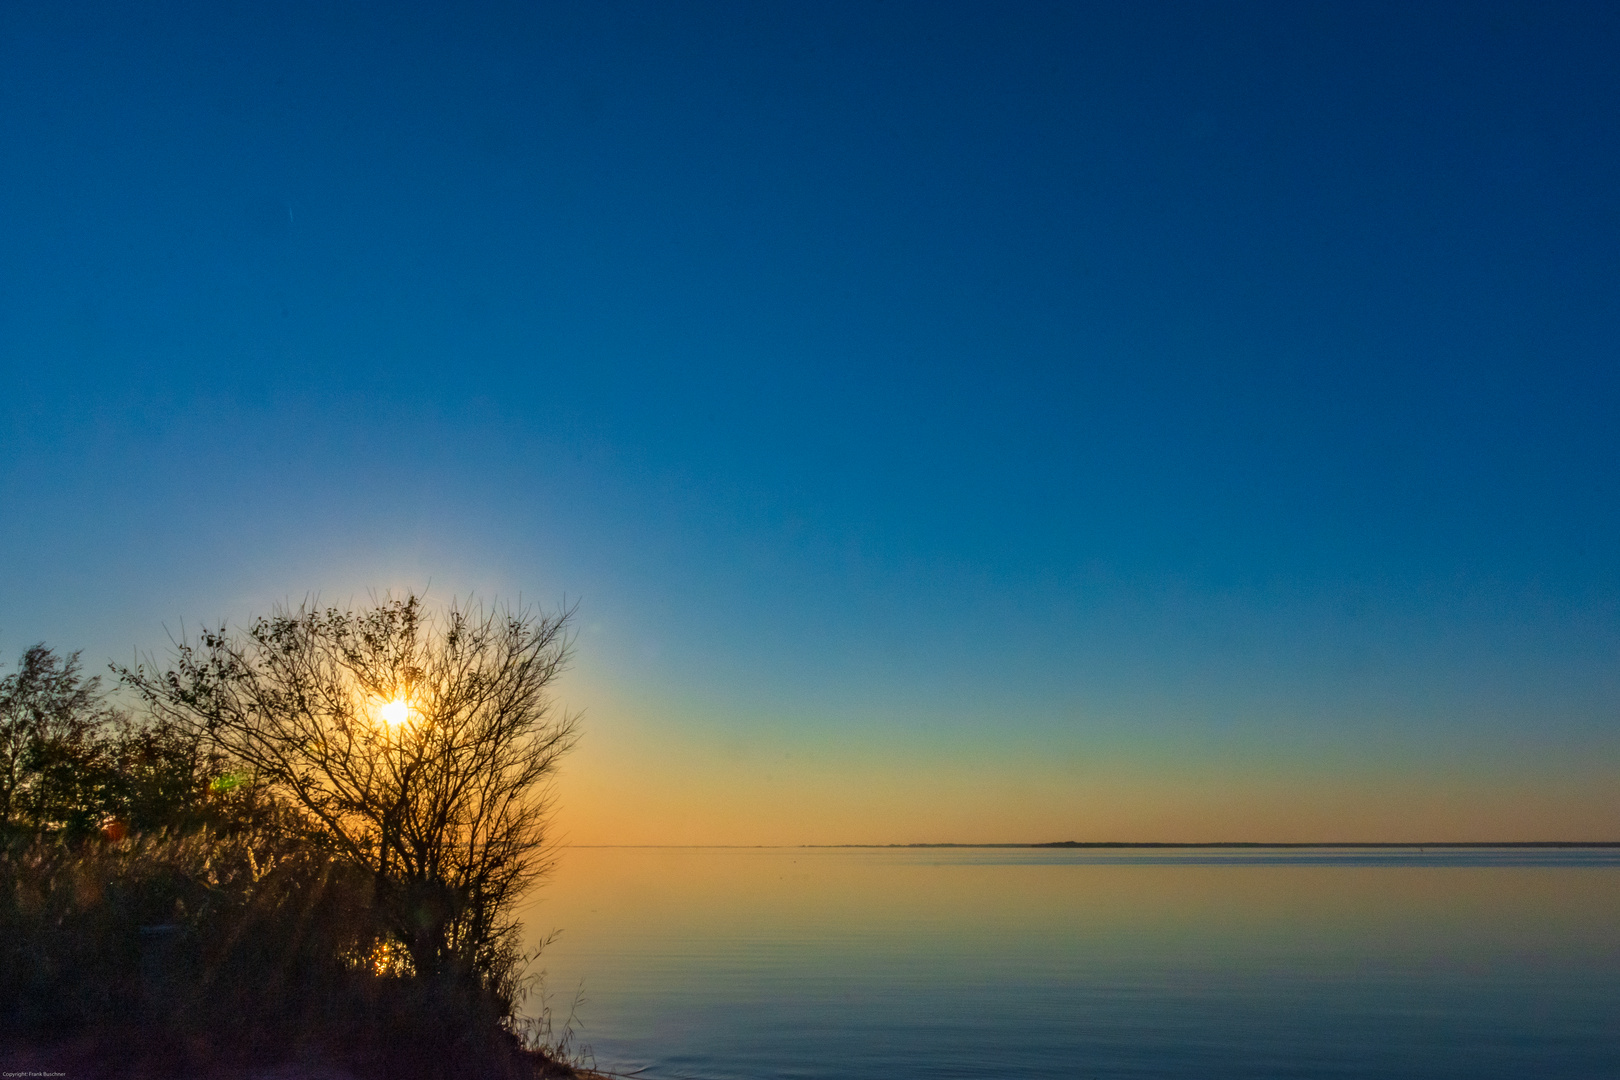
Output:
top-left (799, 840), bottom-right (1620, 848)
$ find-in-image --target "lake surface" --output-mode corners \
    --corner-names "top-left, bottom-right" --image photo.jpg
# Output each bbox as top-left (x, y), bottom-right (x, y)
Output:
top-left (519, 846), bottom-right (1620, 1079)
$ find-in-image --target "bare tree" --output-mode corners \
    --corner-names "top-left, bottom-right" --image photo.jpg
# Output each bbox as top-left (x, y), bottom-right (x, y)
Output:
top-left (119, 593), bottom-right (578, 988)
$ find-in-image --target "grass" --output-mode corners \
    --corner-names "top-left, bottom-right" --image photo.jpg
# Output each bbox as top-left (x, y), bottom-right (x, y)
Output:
top-left (0, 828), bottom-right (587, 1079)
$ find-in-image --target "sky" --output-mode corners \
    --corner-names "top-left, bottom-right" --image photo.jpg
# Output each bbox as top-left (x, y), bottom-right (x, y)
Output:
top-left (2, 1), bottom-right (1618, 843)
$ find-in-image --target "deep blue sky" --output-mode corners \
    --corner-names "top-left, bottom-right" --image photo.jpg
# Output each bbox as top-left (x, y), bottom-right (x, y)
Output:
top-left (3, 2), bottom-right (1617, 840)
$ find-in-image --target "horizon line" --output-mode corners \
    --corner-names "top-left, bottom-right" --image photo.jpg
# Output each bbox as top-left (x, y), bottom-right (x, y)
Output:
top-left (564, 840), bottom-right (1620, 849)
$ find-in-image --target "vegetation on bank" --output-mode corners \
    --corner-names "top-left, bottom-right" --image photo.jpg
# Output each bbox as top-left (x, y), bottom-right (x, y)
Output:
top-left (0, 595), bottom-right (585, 1078)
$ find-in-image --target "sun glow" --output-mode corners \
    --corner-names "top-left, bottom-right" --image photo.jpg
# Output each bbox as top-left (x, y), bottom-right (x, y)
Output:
top-left (379, 698), bottom-right (410, 726)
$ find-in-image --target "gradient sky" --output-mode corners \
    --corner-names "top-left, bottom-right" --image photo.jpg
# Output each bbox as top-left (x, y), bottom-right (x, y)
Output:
top-left (3, 1), bottom-right (1618, 842)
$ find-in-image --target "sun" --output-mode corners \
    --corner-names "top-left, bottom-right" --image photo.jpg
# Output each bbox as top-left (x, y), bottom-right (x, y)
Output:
top-left (379, 698), bottom-right (409, 726)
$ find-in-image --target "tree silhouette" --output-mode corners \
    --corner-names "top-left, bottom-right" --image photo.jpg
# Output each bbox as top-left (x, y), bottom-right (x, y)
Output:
top-left (119, 593), bottom-right (578, 990)
top-left (0, 645), bottom-right (122, 834)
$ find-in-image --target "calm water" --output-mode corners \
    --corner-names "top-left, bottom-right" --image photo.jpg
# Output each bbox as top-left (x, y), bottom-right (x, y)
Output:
top-left (519, 846), bottom-right (1620, 1079)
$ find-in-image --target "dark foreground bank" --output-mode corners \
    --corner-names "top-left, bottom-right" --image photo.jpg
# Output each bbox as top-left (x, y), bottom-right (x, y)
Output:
top-left (0, 830), bottom-right (584, 1080)
top-left (1, 608), bottom-right (584, 1080)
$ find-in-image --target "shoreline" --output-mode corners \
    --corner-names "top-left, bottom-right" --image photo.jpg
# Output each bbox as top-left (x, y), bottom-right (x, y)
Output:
top-left (568, 840), bottom-right (1620, 849)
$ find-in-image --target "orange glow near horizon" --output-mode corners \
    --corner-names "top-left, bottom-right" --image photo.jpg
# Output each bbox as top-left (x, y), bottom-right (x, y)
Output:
top-left (541, 686), bottom-right (1620, 847)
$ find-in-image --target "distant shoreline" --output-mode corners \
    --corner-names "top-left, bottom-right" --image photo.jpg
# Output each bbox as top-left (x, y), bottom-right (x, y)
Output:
top-left (867, 841), bottom-right (1620, 848)
top-left (568, 841), bottom-right (1620, 849)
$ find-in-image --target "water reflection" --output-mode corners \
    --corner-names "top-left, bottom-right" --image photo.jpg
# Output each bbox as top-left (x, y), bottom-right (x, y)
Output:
top-left (520, 847), bottom-right (1620, 1079)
